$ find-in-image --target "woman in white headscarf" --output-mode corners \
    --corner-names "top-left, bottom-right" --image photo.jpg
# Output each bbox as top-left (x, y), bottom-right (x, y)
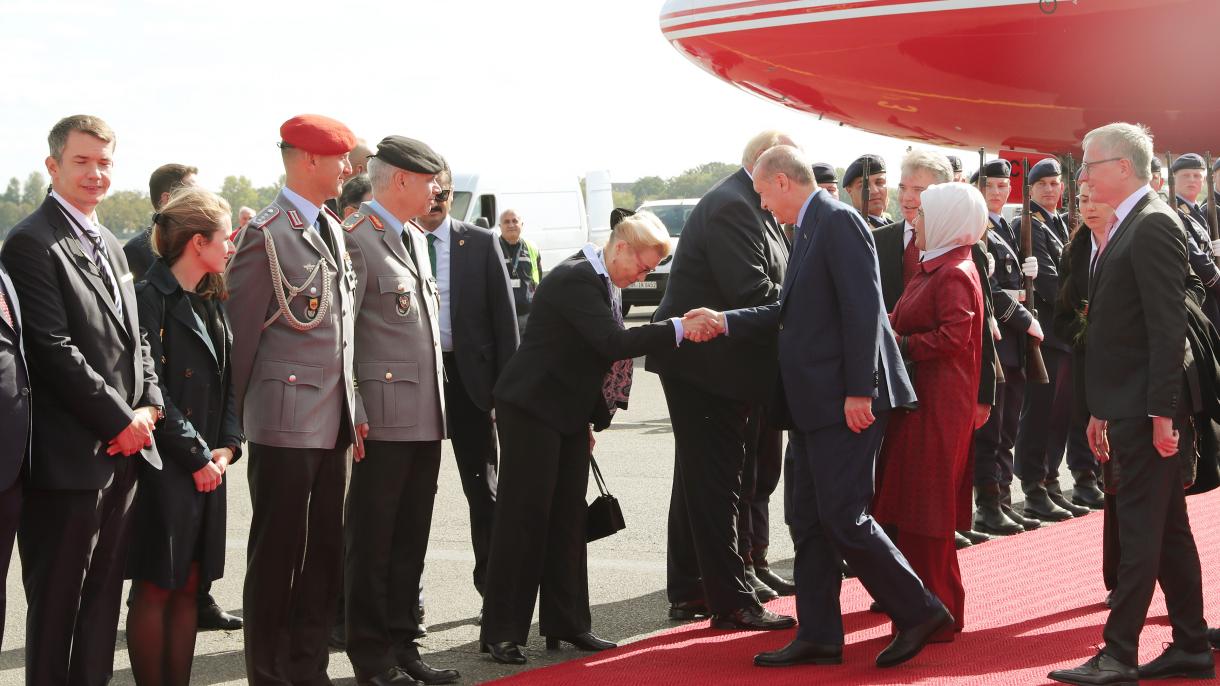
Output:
top-left (872, 182), bottom-right (988, 643)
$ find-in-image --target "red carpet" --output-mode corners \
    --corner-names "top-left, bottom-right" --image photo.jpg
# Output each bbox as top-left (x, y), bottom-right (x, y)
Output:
top-left (492, 490), bottom-right (1220, 685)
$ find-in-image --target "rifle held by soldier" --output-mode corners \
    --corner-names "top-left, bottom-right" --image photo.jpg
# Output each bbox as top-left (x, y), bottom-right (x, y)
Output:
top-left (1020, 158), bottom-right (1050, 384)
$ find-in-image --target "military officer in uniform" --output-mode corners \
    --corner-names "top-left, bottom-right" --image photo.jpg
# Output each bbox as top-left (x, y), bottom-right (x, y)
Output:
top-left (970, 159), bottom-right (1044, 535)
top-left (225, 114), bottom-right (359, 686)
top-left (342, 136), bottom-right (459, 686)
top-left (1013, 158), bottom-right (1093, 522)
top-left (1170, 153), bottom-right (1220, 326)
top-left (843, 154), bottom-right (892, 228)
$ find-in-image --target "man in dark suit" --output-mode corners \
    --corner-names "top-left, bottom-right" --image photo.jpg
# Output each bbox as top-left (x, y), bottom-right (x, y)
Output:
top-left (1, 114), bottom-right (163, 685)
top-left (416, 167), bottom-right (519, 603)
top-left (689, 144), bottom-right (950, 668)
top-left (1050, 123), bottom-right (1213, 686)
top-left (122, 163), bottom-right (198, 283)
top-left (0, 263), bottom-right (29, 653)
top-left (647, 131), bottom-right (793, 630)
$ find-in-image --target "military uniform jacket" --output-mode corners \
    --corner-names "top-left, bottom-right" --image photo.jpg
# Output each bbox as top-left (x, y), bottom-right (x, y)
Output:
top-left (985, 217), bottom-right (1034, 368)
top-left (224, 189), bottom-right (357, 449)
top-left (1173, 197), bottom-right (1220, 303)
top-left (1015, 203), bottom-right (1070, 353)
top-left (343, 201), bottom-right (445, 442)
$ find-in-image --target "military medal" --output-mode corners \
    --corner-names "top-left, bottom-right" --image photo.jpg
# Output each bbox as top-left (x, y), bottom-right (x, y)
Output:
top-left (397, 291), bottom-right (412, 315)
top-left (306, 297), bottom-right (320, 320)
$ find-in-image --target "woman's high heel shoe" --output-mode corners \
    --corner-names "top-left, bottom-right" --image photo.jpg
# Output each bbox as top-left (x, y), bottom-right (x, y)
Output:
top-left (545, 632), bottom-right (617, 652)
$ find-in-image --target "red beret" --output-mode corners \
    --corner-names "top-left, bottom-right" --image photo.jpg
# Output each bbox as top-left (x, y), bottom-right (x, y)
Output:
top-left (279, 114), bottom-right (356, 156)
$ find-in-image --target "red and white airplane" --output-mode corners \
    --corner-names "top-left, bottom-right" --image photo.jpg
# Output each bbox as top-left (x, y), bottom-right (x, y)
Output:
top-left (660, 0), bottom-right (1220, 156)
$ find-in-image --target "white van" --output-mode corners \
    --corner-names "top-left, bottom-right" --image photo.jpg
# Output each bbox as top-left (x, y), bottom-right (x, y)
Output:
top-left (450, 171), bottom-right (604, 272)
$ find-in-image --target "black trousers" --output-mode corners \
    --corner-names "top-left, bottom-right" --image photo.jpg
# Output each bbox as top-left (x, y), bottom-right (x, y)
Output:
top-left (21, 458), bottom-right (137, 686)
top-left (974, 364), bottom-right (1023, 487)
top-left (244, 441), bottom-right (348, 686)
top-left (1015, 346), bottom-right (1073, 484)
top-left (786, 415), bottom-right (940, 644)
top-left (480, 401), bottom-right (591, 645)
top-left (442, 352), bottom-right (497, 596)
top-left (0, 479), bottom-right (18, 653)
top-left (661, 375), bottom-right (757, 614)
top-left (1102, 493), bottom-right (1118, 591)
top-left (738, 407), bottom-right (782, 565)
top-left (1102, 416), bottom-right (1207, 664)
top-left (345, 439), bottom-right (441, 677)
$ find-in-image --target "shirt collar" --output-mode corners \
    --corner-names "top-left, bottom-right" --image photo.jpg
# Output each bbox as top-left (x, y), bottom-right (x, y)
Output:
top-left (904, 219), bottom-right (915, 236)
top-left (1176, 194), bottom-right (1198, 210)
top-left (423, 216), bottom-right (451, 241)
top-left (280, 186), bottom-right (322, 228)
top-left (1113, 184), bottom-right (1152, 228)
top-left (988, 211), bottom-right (1004, 225)
top-left (743, 166), bottom-right (753, 182)
top-left (365, 199), bottom-right (405, 236)
top-left (796, 189), bottom-right (820, 227)
top-left (581, 242), bottom-right (608, 278)
top-left (50, 189), bottom-right (99, 232)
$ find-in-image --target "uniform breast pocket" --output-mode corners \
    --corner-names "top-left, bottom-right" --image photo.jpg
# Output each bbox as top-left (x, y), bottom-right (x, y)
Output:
top-left (253, 360), bottom-right (323, 432)
top-left (282, 268), bottom-right (326, 323)
top-left (357, 362), bottom-right (419, 428)
top-left (378, 276), bottom-right (419, 325)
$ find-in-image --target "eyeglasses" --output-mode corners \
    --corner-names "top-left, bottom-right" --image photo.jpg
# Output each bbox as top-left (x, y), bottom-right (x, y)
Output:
top-left (1079, 157), bottom-right (1123, 175)
top-left (435, 189), bottom-right (452, 202)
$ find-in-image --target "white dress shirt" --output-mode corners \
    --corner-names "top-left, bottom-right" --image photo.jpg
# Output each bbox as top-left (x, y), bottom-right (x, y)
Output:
top-left (51, 189), bottom-right (123, 315)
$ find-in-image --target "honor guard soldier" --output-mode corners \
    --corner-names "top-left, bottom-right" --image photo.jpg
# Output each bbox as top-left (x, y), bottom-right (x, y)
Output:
top-left (225, 114), bottom-right (359, 686)
top-left (947, 155), bottom-right (965, 182)
top-left (1012, 158), bottom-right (1093, 521)
top-left (1170, 153), bottom-right (1220, 326)
top-left (1150, 155), bottom-right (1166, 199)
top-left (843, 154), bottom-right (892, 228)
top-left (970, 159), bottom-right (1044, 535)
top-left (811, 161), bottom-right (840, 199)
top-left (342, 136), bottom-right (459, 686)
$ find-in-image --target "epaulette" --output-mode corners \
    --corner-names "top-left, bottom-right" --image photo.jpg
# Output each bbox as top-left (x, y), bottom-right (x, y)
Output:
top-left (343, 212), bottom-right (369, 233)
top-left (249, 205), bottom-right (281, 229)
top-left (323, 205), bottom-right (342, 224)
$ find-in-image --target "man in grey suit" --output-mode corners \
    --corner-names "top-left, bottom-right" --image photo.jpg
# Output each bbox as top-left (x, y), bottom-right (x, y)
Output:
top-left (0, 263), bottom-right (29, 653)
top-left (225, 114), bottom-right (359, 686)
top-left (342, 136), bottom-right (459, 686)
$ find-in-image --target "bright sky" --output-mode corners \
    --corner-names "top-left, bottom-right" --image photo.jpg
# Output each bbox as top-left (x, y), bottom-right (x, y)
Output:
top-left (0, 0), bottom-right (972, 192)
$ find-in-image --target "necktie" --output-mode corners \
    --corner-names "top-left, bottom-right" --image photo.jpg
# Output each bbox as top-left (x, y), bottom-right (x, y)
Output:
top-left (314, 216), bottom-right (338, 259)
top-left (0, 284), bottom-right (13, 331)
top-left (78, 224), bottom-right (119, 309)
top-left (998, 216), bottom-right (1014, 245)
top-left (426, 233), bottom-right (438, 275)
top-left (600, 275), bottom-right (633, 417)
top-left (902, 233), bottom-right (920, 285)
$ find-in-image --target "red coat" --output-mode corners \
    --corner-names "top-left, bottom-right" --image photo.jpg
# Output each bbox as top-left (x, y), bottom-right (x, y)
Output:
top-left (873, 246), bottom-right (983, 538)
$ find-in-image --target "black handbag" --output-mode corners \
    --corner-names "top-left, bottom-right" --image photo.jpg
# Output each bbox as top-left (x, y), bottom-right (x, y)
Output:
top-left (586, 456), bottom-right (626, 542)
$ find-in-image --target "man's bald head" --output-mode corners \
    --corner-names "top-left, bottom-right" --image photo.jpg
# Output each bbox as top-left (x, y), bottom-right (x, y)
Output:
top-left (348, 139), bottom-right (374, 178)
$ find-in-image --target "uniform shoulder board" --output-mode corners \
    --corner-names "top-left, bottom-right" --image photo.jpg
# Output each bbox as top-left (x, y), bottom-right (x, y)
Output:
top-left (249, 206), bottom-right (281, 229)
top-left (323, 205), bottom-right (342, 224)
top-left (369, 214), bottom-right (385, 231)
top-left (342, 212), bottom-right (368, 233)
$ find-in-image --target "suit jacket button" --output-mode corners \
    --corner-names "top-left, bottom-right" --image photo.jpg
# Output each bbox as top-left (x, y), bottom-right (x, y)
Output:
top-left (397, 283), bottom-right (406, 293)
top-left (778, 322), bottom-right (784, 331)
top-left (288, 374), bottom-right (297, 383)
top-left (20, 387), bottom-right (30, 396)
top-left (190, 446), bottom-right (199, 455)
top-left (385, 371), bottom-right (393, 380)
top-left (184, 368), bottom-right (193, 378)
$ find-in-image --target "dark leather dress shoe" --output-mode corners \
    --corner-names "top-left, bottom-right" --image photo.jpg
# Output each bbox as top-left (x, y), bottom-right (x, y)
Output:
top-left (669, 600), bottom-right (710, 620)
top-left (401, 658), bottom-right (459, 685)
top-left (953, 531), bottom-right (973, 549)
top-left (974, 504), bottom-right (1024, 535)
top-left (357, 667), bottom-right (421, 686)
top-left (875, 605), bottom-right (953, 668)
top-left (868, 601), bottom-right (883, 613)
top-left (1138, 643), bottom-right (1215, 679)
top-left (197, 602), bottom-right (243, 631)
top-left (545, 632), bottom-right (617, 651)
top-left (1001, 503), bottom-right (1042, 530)
top-left (711, 606), bottom-right (796, 631)
top-left (1048, 650), bottom-right (1138, 685)
top-left (745, 565), bottom-right (779, 602)
top-left (754, 639), bottom-right (843, 667)
top-left (754, 565), bottom-right (796, 596)
top-left (482, 641), bottom-right (526, 665)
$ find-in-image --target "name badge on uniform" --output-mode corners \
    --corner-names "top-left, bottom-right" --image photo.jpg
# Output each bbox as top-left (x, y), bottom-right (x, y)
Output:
top-left (510, 278), bottom-right (522, 288)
